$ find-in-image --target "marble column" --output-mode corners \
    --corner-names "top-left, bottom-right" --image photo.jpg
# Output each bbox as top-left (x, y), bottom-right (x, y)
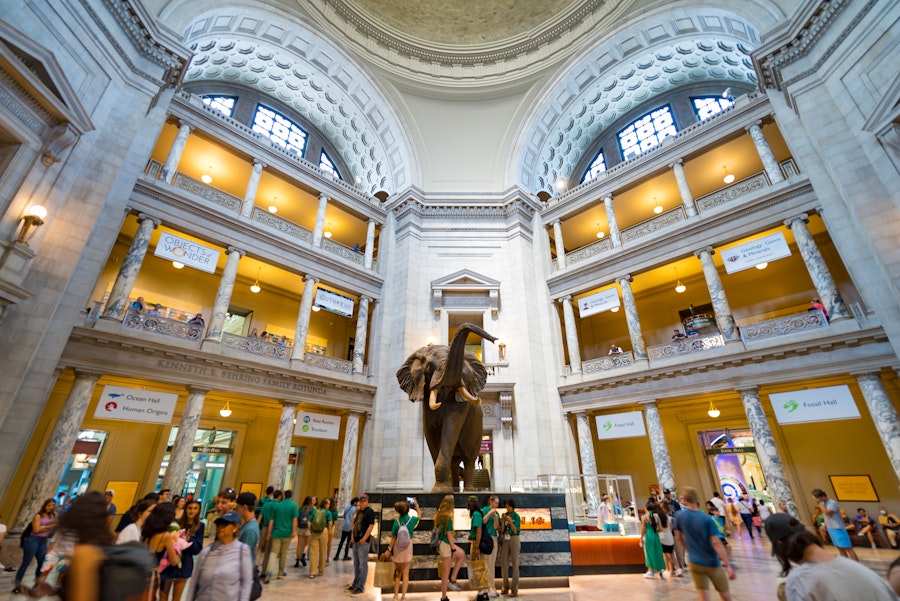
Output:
top-left (603, 195), bottom-right (622, 247)
top-left (204, 247), bottom-right (245, 342)
top-left (240, 160), bottom-right (265, 218)
top-left (616, 275), bottom-right (647, 359)
top-left (352, 296), bottom-right (371, 374)
top-left (102, 214), bottom-right (160, 320)
top-left (290, 275), bottom-right (318, 362)
top-left (670, 160), bottom-right (698, 217)
top-left (14, 370), bottom-right (101, 530)
top-left (364, 220), bottom-right (376, 269)
top-left (267, 402), bottom-right (297, 490)
top-left (785, 214), bottom-right (850, 320)
top-left (560, 296), bottom-right (582, 373)
top-left (694, 247), bottom-right (739, 342)
top-left (747, 122), bottom-right (784, 184)
top-left (161, 388), bottom-right (207, 494)
top-left (644, 402), bottom-right (676, 494)
top-left (575, 412), bottom-right (600, 516)
top-left (356, 413), bottom-right (374, 492)
top-left (338, 411), bottom-right (361, 509)
top-left (738, 387), bottom-right (799, 518)
top-left (161, 121), bottom-right (192, 184)
top-left (312, 194), bottom-right (328, 247)
top-left (552, 220), bottom-right (566, 270)
top-left (855, 372), bottom-right (900, 483)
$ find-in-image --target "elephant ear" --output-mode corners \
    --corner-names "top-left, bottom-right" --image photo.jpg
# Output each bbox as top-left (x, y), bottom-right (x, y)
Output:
top-left (397, 349), bottom-right (427, 402)
top-left (461, 351), bottom-right (489, 394)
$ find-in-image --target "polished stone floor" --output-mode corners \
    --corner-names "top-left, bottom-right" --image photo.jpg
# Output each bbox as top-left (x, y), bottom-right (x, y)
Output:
top-left (1, 532), bottom-right (896, 600)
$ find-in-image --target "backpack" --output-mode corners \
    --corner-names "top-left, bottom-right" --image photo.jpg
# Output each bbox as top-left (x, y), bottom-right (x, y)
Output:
top-left (475, 511), bottom-right (493, 555)
top-left (429, 528), bottom-right (441, 553)
top-left (98, 541), bottom-right (158, 601)
top-left (395, 517), bottom-right (411, 551)
top-left (298, 508), bottom-right (310, 529)
top-left (310, 508), bottom-right (327, 533)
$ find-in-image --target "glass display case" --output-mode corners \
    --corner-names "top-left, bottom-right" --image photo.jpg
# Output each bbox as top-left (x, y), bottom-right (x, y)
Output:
top-left (531, 473), bottom-right (640, 535)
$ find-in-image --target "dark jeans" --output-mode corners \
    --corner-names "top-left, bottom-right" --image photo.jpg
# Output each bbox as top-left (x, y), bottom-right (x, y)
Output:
top-left (740, 513), bottom-right (754, 538)
top-left (335, 530), bottom-right (352, 558)
top-left (351, 540), bottom-right (369, 591)
top-left (16, 536), bottom-right (48, 584)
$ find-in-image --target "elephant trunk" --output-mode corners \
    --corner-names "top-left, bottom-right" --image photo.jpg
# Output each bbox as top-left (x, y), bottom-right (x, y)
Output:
top-left (440, 323), bottom-right (496, 389)
top-left (429, 389), bottom-right (441, 410)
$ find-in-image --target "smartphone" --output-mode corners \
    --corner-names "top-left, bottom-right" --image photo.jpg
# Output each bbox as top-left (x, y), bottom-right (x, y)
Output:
top-left (407, 496), bottom-right (415, 505)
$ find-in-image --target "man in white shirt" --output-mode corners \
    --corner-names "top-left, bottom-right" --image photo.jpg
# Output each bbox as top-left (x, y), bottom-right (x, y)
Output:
top-left (709, 492), bottom-right (729, 535)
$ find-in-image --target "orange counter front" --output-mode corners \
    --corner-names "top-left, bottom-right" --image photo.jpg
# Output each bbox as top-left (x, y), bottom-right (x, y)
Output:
top-left (569, 534), bottom-right (646, 574)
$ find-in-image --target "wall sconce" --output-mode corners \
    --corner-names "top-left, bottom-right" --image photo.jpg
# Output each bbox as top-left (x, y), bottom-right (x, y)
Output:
top-left (722, 165), bottom-right (735, 184)
top-left (201, 165), bottom-right (213, 184)
top-left (172, 261), bottom-right (185, 269)
top-left (498, 342), bottom-right (507, 362)
top-left (16, 205), bottom-right (47, 245)
top-left (707, 400), bottom-right (721, 418)
top-left (219, 401), bottom-right (232, 417)
top-left (323, 221), bottom-right (333, 238)
top-left (674, 266), bottom-right (686, 294)
top-left (250, 267), bottom-right (261, 294)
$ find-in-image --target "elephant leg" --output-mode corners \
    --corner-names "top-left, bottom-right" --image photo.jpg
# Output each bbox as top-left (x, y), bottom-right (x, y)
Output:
top-left (460, 405), bottom-right (484, 491)
top-left (432, 407), bottom-right (467, 493)
top-left (461, 458), bottom-right (476, 492)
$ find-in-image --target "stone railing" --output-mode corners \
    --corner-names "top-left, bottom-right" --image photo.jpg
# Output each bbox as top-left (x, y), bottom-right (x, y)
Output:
top-left (621, 207), bottom-right (685, 244)
top-left (739, 309), bottom-right (828, 343)
top-left (648, 333), bottom-right (726, 360)
top-left (696, 172), bottom-right (768, 213)
top-left (221, 333), bottom-right (289, 360)
top-left (145, 159), bottom-right (163, 179)
top-left (566, 236), bottom-right (613, 266)
top-left (122, 309), bottom-right (203, 341)
top-left (251, 208), bottom-right (313, 244)
top-left (305, 352), bottom-right (352, 374)
top-left (582, 351), bottom-right (634, 374)
top-left (172, 173), bottom-right (242, 212)
top-left (322, 237), bottom-right (365, 265)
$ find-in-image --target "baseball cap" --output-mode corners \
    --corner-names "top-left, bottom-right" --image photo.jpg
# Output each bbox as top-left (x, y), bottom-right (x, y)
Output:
top-left (359, 494), bottom-right (369, 501)
top-left (214, 511), bottom-right (241, 526)
top-left (764, 513), bottom-right (806, 550)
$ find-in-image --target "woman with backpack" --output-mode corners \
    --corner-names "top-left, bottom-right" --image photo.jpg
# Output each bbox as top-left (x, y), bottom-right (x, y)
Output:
top-left (294, 496), bottom-right (314, 568)
top-left (13, 498), bottom-right (58, 594)
top-left (387, 499), bottom-right (418, 601)
top-left (187, 512), bottom-right (252, 601)
top-left (434, 495), bottom-right (465, 601)
top-left (307, 497), bottom-right (332, 578)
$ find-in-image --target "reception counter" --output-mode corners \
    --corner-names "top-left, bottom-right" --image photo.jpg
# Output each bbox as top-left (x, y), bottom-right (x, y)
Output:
top-left (569, 533), bottom-right (646, 574)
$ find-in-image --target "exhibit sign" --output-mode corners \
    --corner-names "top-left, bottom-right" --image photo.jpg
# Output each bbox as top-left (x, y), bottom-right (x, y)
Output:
top-left (517, 508), bottom-right (552, 530)
top-left (829, 475), bottom-right (879, 502)
top-left (315, 288), bottom-right (355, 318)
top-left (578, 287), bottom-right (621, 318)
top-left (294, 411), bottom-right (341, 439)
top-left (93, 385), bottom-right (178, 424)
top-left (153, 231), bottom-right (220, 274)
top-left (769, 385), bottom-right (860, 425)
top-left (720, 232), bottom-right (791, 274)
top-left (595, 411), bottom-right (647, 440)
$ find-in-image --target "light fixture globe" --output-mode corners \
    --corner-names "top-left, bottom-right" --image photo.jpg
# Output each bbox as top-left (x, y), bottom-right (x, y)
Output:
top-left (707, 400), bottom-right (720, 418)
top-left (27, 205), bottom-right (48, 219)
top-left (172, 261), bottom-right (185, 269)
top-left (250, 282), bottom-right (261, 294)
top-left (268, 205), bottom-right (278, 214)
top-left (723, 165), bottom-right (735, 184)
top-left (675, 281), bottom-right (686, 293)
top-left (219, 401), bottom-right (232, 418)
top-left (755, 262), bottom-right (768, 270)
top-left (654, 205), bottom-right (664, 214)
top-left (597, 231), bottom-right (605, 239)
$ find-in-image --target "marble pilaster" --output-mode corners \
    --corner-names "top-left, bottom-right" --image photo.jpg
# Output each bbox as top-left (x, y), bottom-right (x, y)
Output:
top-left (738, 387), bottom-right (799, 518)
top-left (102, 214), bottom-right (159, 320)
top-left (785, 214), bottom-right (850, 320)
top-left (560, 296), bottom-right (582, 373)
top-left (695, 248), bottom-right (739, 342)
top-left (312, 194), bottom-right (328, 247)
top-left (352, 296), bottom-right (370, 374)
top-left (290, 275), bottom-right (318, 362)
top-left (14, 370), bottom-right (101, 530)
top-left (161, 388), bottom-right (207, 494)
top-left (356, 413), bottom-right (373, 492)
top-left (161, 122), bottom-right (191, 184)
top-left (747, 122), bottom-right (784, 184)
top-left (855, 372), bottom-right (900, 483)
top-left (552, 220), bottom-right (566, 270)
top-left (204, 247), bottom-right (244, 342)
top-left (671, 160), bottom-right (697, 217)
top-left (338, 411), bottom-right (361, 508)
top-left (643, 402), bottom-right (675, 494)
top-left (268, 402), bottom-right (297, 490)
top-left (603, 196), bottom-right (622, 247)
top-left (364, 220), bottom-right (376, 269)
top-left (575, 412), bottom-right (600, 516)
top-left (240, 160), bottom-right (265, 218)
top-left (616, 275), bottom-right (647, 360)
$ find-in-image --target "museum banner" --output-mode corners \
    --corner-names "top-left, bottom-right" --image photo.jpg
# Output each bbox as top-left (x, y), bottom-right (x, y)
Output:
top-left (153, 230), bottom-right (220, 274)
top-left (314, 288), bottom-right (355, 317)
top-left (294, 411), bottom-right (341, 439)
top-left (578, 287), bottom-right (621, 318)
top-left (720, 231), bottom-right (791, 274)
top-left (769, 385), bottom-right (860, 425)
top-left (595, 410), bottom-right (647, 440)
top-left (93, 385), bottom-right (178, 424)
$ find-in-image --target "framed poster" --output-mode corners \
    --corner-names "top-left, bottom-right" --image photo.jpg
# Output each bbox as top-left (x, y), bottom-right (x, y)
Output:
top-left (829, 475), bottom-right (879, 502)
top-left (239, 482), bottom-right (263, 500)
top-left (518, 507), bottom-right (552, 530)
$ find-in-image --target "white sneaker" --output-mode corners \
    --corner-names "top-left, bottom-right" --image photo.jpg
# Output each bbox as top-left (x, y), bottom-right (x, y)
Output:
top-left (643, 572), bottom-right (656, 579)
top-left (448, 581), bottom-right (462, 592)
top-left (675, 568), bottom-right (684, 577)
top-left (489, 590), bottom-right (499, 598)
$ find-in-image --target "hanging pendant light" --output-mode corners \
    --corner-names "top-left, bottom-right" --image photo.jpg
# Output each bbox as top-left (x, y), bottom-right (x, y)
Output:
top-left (219, 401), bottom-right (232, 417)
top-left (653, 196), bottom-right (663, 214)
top-left (323, 220), bottom-right (333, 238)
top-left (674, 266), bottom-right (686, 294)
top-left (722, 165), bottom-right (735, 184)
top-left (250, 267), bottom-right (261, 294)
top-left (201, 165), bottom-right (213, 184)
top-left (707, 400), bottom-right (721, 418)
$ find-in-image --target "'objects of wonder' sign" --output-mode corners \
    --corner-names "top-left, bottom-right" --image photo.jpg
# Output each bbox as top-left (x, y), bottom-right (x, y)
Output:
top-left (595, 410), bottom-right (647, 440)
top-left (153, 231), bottom-right (220, 274)
top-left (720, 231), bottom-right (791, 274)
top-left (769, 385), bottom-right (860, 425)
top-left (94, 385), bottom-right (178, 424)
top-left (294, 411), bottom-right (341, 440)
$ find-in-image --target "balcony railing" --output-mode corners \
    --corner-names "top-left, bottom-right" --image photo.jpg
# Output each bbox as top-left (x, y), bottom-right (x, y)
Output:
top-left (621, 206), bottom-right (686, 244)
top-left (305, 352), bottom-right (352, 374)
top-left (221, 333), bottom-right (289, 360)
top-left (322, 237), bottom-right (364, 265)
top-left (122, 309), bottom-right (203, 342)
top-left (251, 207), bottom-right (313, 244)
top-left (582, 351), bottom-right (634, 374)
top-left (172, 173), bottom-right (243, 212)
top-left (739, 309), bottom-right (828, 343)
top-left (484, 362), bottom-right (511, 377)
top-left (647, 333), bottom-right (726, 360)
top-left (566, 236), bottom-right (613, 267)
top-left (696, 172), bottom-right (769, 213)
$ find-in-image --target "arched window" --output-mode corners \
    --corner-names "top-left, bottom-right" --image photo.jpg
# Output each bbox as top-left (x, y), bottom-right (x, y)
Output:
top-left (200, 95), bottom-right (237, 118)
top-left (580, 150), bottom-right (607, 183)
top-left (692, 96), bottom-right (735, 121)
top-left (319, 150), bottom-right (341, 180)
top-left (617, 105), bottom-right (677, 161)
top-left (252, 104), bottom-right (308, 156)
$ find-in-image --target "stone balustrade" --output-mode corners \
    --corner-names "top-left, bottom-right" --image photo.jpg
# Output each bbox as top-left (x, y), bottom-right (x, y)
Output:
top-left (122, 309), bottom-right (204, 341)
top-left (322, 237), bottom-right (365, 265)
top-left (221, 333), bottom-right (289, 360)
top-left (739, 309), bottom-right (828, 343)
top-left (582, 351), bottom-right (634, 374)
top-left (566, 237), bottom-right (613, 266)
top-left (305, 352), bottom-right (352, 374)
top-left (484, 362), bottom-right (511, 377)
top-left (172, 173), bottom-right (242, 212)
top-left (696, 172), bottom-right (769, 213)
top-left (647, 332), bottom-right (726, 360)
top-left (251, 207), bottom-right (313, 243)
top-left (621, 207), bottom-right (686, 243)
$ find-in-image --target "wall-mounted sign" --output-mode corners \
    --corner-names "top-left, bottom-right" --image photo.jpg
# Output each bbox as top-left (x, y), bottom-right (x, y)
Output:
top-left (517, 507), bottom-right (552, 530)
top-left (829, 475), bottom-right (879, 502)
top-left (769, 385), bottom-right (860, 425)
top-left (314, 288), bottom-right (355, 318)
top-left (720, 231), bottom-right (791, 274)
top-left (595, 411), bottom-right (646, 440)
top-left (153, 231), bottom-right (220, 274)
top-left (294, 411), bottom-right (341, 440)
top-left (480, 439), bottom-right (493, 454)
top-left (578, 287), bottom-right (621, 318)
top-left (93, 385), bottom-right (178, 424)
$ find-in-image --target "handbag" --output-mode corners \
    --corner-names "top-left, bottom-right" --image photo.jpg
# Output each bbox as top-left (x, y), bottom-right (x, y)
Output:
top-left (429, 528), bottom-right (441, 553)
top-left (374, 560), bottom-right (395, 588)
top-left (468, 558), bottom-right (488, 590)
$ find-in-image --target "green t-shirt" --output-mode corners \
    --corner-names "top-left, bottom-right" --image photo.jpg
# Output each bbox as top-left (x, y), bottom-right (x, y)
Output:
top-left (259, 498), bottom-right (278, 528)
top-left (469, 509), bottom-right (484, 539)
top-left (271, 499), bottom-right (298, 538)
top-left (391, 514), bottom-right (419, 537)
top-left (504, 510), bottom-right (520, 535)
top-left (481, 505), bottom-right (499, 536)
top-left (438, 517), bottom-right (453, 544)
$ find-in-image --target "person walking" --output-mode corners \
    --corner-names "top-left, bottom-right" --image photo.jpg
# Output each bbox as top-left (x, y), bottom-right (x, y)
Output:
top-left (13, 498), bottom-right (58, 594)
top-left (258, 489), bottom-right (280, 583)
top-left (498, 498), bottom-right (521, 598)
top-left (187, 512), bottom-right (252, 601)
top-left (811, 488), bottom-right (859, 561)
top-left (673, 487), bottom-right (735, 601)
top-left (334, 497), bottom-right (357, 561)
top-left (735, 495), bottom-right (754, 540)
top-left (348, 493), bottom-right (375, 596)
top-left (387, 499), bottom-right (418, 601)
top-left (235, 493), bottom-right (258, 564)
top-left (434, 495), bottom-right (465, 601)
top-left (268, 489), bottom-right (298, 579)
top-left (641, 502), bottom-right (667, 580)
top-left (307, 497), bottom-right (331, 578)
top-left (294, 495), bottom-right (314, 568)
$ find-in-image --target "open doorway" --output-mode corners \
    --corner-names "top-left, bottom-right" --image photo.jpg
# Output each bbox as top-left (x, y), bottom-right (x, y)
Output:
top-left (699, 428), bottom-right (770, 505)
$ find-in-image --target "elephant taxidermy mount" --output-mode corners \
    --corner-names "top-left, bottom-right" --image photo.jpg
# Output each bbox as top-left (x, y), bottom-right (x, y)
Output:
top-left (396, 323), bottom-right (497, 493)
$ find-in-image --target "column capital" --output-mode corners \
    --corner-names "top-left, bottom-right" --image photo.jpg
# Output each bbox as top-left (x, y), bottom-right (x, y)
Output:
top-left (136, 213), bottom-right (161, 228)
top-left (367, 218), bottom-right (377, 225)
top-left (736, 385), bottom-right (760, 396)
top-left (783, 213), bottom-right (809, 228)
top-left (281, 399), bottom-right (300, 407)
top-left (169, 118), bottom-right (193, 132)
top-left (668, 158), bottom-right (684, 168)
top-left (252, 159), bottom-right (266, 170)
top-left (318, 193), bottom-right (329, 203)
top-left (745, 120), bottom-right (763, 131)
top-left (225, 246), bottom-right (246, 257)
top-left (693, 246), bottom-right (715, 258)
top-left (640, 400), bottom-right (659, 408)
top-left (551, 219), bottom-right (562, 227)
top-left (602, 194), bottom-right (613, 203)
top-left (186, 386), bottom-right (209, 396)
top-left (303, 274), bottom-right (319, 285)
top-left (559, 295), bottom-right (573, 304)
top-left (851, 370), bottom-right (884, 380)
top-left (615, 274), bottom-right (633, 285)
top-left (72, 369), bottom-right (103, 382)
top-left (358, 294), bottom-right (372, 304)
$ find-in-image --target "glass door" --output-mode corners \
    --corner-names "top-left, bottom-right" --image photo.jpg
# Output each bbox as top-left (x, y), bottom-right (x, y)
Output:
top-left (158, 426), bottom-right (235, 508)
top-left (57, 430), bottom-right (108, 500)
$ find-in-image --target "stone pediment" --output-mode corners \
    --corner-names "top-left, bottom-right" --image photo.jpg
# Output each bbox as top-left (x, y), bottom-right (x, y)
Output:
top-left (432, 269), bottom-right (500, 291)
top-left (432, 270), bottom-right (500, 316)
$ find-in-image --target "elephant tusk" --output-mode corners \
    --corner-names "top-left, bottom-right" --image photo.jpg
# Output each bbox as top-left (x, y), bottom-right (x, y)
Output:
top-left (429, 389), bottom-right (442, 410)
top-left (457, 386), bottom-right (480, 404)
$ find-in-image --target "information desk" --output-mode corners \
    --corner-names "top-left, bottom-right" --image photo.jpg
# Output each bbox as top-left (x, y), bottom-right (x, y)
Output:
top-left (569, 532), bottom-right (646, 574)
